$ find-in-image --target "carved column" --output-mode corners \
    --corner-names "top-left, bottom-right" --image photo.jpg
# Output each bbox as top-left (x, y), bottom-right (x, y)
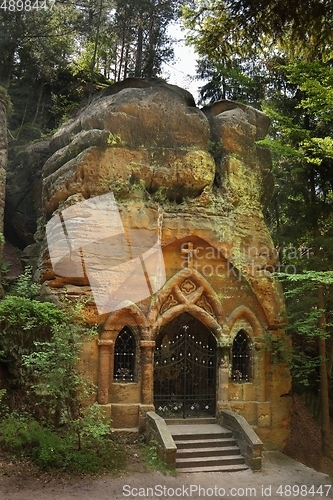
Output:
top-left (254, 339), bottom-right (266, 402)
top-left (217, 346), bottom-right (230, 404)
top-left (97, 339), bottom-right (114, 405)
top-left (140, 340), bottom-right (155, 405)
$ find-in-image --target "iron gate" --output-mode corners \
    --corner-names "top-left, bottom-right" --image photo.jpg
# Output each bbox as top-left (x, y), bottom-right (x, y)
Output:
top-left (154, 326), bottom-right (216, 419)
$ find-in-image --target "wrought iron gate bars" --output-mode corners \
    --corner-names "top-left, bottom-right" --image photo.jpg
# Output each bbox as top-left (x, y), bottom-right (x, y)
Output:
top-left (154, 324), bottom-right (216, 419)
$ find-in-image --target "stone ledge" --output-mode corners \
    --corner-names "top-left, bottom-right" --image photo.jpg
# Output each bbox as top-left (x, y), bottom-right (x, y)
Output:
top-left (219, 409), bottom-right (263, 470)
top-left (146, 411), bottom-right (177, 470)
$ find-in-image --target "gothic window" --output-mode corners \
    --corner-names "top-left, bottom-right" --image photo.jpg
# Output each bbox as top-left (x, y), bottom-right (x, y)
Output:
top-left (231, 330), bottom-right (252, 383)
top-left (113, 327), bottom-right (136, 382)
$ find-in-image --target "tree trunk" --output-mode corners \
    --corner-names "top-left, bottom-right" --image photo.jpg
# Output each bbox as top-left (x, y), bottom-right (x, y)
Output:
top-left (89, 0), bottom-right (104, 102)
top-left (117, 28), bottom-right (126, 82)
top-left (318, 285), bottom-right (331, 457)
top-left (0, 89), bottom-right (9, 298)
top-left (310, 164), bottom-right (331, 457)
top-left (135, 25), bottom-right (143, 77)
top-left (123, 44), bottom-right (130, 80)
top-left (145, 4), bottom-right (156, 78)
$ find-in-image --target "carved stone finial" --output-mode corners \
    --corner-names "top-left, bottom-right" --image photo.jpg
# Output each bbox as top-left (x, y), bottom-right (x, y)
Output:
top-left (181, 242), bottom-right (198, 269)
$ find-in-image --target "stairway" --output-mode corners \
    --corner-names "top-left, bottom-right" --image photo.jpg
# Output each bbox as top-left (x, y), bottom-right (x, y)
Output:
top-left (167, 421), bottom-right (248, 472)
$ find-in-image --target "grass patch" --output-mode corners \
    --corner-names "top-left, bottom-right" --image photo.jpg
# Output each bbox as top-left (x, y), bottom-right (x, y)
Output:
top-left (139, 439), bottom-right (176, 476)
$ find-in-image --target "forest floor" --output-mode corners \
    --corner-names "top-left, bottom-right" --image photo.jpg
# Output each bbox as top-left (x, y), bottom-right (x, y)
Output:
top-left (0, 394), bottom-right (332, 499)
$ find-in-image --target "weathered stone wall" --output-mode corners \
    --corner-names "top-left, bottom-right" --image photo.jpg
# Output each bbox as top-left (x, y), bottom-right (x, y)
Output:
top-left (13, 78), bottom-right (291, 450)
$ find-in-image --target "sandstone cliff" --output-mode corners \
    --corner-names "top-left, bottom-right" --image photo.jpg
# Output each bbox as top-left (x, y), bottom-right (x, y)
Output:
top-left (27, 78), bottom-right (282, 327)
top-left (5, 78), bottom-right (284, 326)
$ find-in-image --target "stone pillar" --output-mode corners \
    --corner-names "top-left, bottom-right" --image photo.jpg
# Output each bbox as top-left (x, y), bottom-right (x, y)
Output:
top-left (97, 339), bottom-right (114, 404)
top-left (254, 340), bottom-right (266, 402)
top-left (140, 340), bottom-right (155, 405)
top-left (217, 347), bottom-right (230, 404)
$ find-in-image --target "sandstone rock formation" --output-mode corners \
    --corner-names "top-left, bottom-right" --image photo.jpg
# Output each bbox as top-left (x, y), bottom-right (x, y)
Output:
top-left (37, 79), bottom-right (283, 324)
top-left (9, 78), bottom-right (291, 450)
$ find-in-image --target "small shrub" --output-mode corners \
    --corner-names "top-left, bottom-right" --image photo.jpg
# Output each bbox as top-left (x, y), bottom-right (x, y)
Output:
top-left (0, 416), bottom-right (126, 473)
top-left (0, 267), bottom-right (127, 475)
top-left (140, 439), bottom-right (175, 475)
top-left (9, 266), bottom-right (40, 298)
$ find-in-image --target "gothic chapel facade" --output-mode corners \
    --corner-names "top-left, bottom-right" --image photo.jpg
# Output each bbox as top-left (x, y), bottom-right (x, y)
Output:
top-left (38, 79), bottom-right (292, 451)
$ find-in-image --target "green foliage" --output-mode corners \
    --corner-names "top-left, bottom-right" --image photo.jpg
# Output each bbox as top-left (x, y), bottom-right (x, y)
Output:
top-left (0, 267), bottom-right (126, 474)
top-left (0, 293), bottom-right (66, 390)
top-left (140, 439), bottom-right (175, 475)
top-left (182, 0), bottom-right (333, 62)
top-left (0, 415), bottom-right (125, 473)
top-left (277, 272), bottom-right (333, 389)
top-left (1, 260), bottom-right (10, 275)
top-left (9, 265), bottom-right (40, 298)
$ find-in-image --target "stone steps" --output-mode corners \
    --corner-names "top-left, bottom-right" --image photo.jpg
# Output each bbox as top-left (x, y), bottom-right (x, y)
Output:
top-left (168, 423), bottom-right (248, 473)
top-left (177, 463), bottom-right (249, 473)
top-left (176, 446), bottom-right (240, 458)
top-left (176, 437), bottom-right (237, 449)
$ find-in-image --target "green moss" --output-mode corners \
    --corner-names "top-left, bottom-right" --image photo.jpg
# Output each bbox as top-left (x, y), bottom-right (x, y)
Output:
top-left (187, 150), bottom-right (215, 183)
top-left (98, 175), bottom-right (146, 201)
top-left (222, 154), bottom-right (261, 209)
top-left (107, 133), bottom-right (125, 147)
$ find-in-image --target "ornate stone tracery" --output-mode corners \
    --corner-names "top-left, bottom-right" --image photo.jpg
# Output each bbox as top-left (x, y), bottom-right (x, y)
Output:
top-left (149, 267), bottom-right (225, 340)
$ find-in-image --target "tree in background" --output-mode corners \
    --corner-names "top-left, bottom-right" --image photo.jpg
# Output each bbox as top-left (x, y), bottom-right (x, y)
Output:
top-left (261, 60), bottom-right (333, 456)
top-left (181, 0), bottom-right (333, 457)
top-left (0, 0), bottom-right (184, 137)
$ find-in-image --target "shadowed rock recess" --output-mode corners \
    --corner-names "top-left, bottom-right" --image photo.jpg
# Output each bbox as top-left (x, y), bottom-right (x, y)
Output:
top-left (10, 78), bottom-right (292, 450)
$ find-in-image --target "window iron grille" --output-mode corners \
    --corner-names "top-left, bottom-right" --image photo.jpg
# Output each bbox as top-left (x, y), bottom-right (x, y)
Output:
top-left (113, 326), bottom-right (135, 382)
top-left (231, 330), bottom-right (252, 383)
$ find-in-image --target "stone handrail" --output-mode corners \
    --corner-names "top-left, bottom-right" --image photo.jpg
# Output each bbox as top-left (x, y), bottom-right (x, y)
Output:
top-left (219, 409), bottom-right (263, 470)
top-left (145, 411), bottom-right (177, 469)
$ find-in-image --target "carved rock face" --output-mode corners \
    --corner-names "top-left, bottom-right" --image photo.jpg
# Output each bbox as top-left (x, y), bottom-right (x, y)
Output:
top-left (43, 82), bottom-right (215, 215)
top-left (30, 78), bottom-right (284, 327)
top-left (8, 78), bottom-right (291, 451)
top-left (41, 79), bottom-right (272, 216)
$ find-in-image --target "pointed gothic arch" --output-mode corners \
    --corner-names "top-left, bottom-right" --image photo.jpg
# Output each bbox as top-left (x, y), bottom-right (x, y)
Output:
top-left (148, 268), bottom-right (226, 340)
top-left (231, 330), bottom-right (253, 383)
top-left (101, 301), bottom-right (148, 340)
top-left (154, 311), bottom-right (217, 418)
top-left (113, 326), bottom-right (137, 382)
top-left (226, 305), bottom-right (262, 337)
top-left (98, 302), bottom-right (146, 405)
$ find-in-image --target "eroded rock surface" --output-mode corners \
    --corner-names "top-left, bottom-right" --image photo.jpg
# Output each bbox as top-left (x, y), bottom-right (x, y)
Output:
top-left (7, 78), bottom-right (291, 450)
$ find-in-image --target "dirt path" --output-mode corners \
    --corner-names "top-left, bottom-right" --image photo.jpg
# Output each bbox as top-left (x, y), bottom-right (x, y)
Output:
top-left (1, 452), bottom-right (332, 500)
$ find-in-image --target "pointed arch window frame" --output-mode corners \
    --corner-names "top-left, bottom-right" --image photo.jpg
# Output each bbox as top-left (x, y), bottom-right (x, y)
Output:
top-left (231, 330), bottom-right (253, 383)
top-left (113, 326), bottom-right (137, 382)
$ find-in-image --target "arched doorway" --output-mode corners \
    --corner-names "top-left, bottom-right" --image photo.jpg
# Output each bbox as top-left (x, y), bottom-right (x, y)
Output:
top-left (154, 312), bottom-right (217, 419)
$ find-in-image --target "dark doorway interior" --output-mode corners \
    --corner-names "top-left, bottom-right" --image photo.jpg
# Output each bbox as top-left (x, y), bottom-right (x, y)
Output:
top-left (154, 312), bottom-right (217, 419)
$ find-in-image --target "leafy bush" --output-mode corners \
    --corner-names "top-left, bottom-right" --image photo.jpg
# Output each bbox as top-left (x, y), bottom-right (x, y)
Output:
top-left (0, 294), bottom-right (66, 393)
top-left (9, 265), bottom-right (40, 298)
top-left (140, 439), bottom-right (175, 475)
top-left (0, 268), bottom-right (126, 475)
top-left (0, 415), bottom-right (126, 473)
